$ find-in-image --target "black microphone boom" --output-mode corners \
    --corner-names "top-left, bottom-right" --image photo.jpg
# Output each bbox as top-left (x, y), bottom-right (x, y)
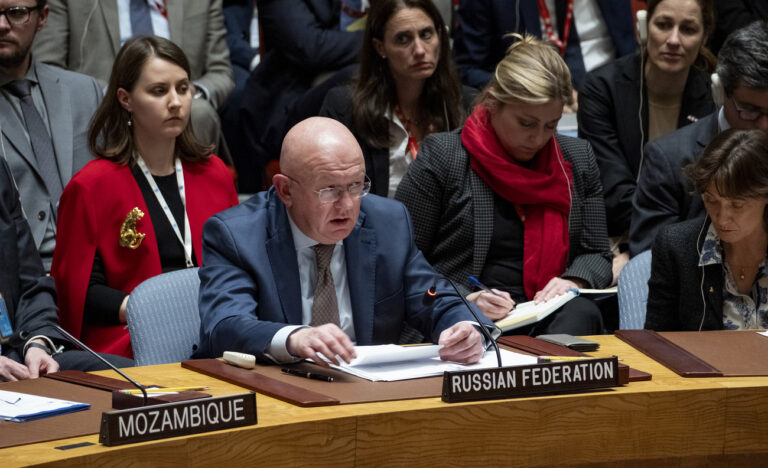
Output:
top-left (442, 278), bottom-right (502, 368)
top-left (51, 325), bottom-right (148, 405)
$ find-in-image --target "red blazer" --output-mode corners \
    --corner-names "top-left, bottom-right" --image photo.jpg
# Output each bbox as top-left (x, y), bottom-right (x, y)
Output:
top-left (51, 156), bottom-right (238, 358)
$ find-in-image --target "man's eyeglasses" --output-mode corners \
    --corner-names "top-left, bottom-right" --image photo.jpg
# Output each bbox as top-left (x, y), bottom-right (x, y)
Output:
top-left (0, 6), bottom-right (43, 26)
top-left (731, 96), bottom-right (768, 122)
top-left (285, 174), bottom-right (371, 204)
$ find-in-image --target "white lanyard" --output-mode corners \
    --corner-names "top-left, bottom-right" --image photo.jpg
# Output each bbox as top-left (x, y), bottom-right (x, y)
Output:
top-left (135, 155), bottom-right (194, 267)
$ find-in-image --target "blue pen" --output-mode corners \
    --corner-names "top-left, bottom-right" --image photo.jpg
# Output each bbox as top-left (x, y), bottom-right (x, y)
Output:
top-left (468, 276), bottom-right (504, 298)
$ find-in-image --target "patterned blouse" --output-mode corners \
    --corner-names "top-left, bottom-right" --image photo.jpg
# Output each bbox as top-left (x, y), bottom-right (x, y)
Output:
top-left (699, 224), bottom-right (768, 329)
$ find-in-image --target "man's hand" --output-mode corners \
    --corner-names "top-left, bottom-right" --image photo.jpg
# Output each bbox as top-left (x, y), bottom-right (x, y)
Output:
top-left (24, 346), bottom-right (59, 379)
top-left (467, 289), bottom-right (515, 321)
top-left (533, 277), bottom-right (583, 304)
top-left (438, 322), bottom-right (485, 364)
top-left (0, 356), bottom-right (30, 382)
top-left (286, 324), bottom-right (356, 368)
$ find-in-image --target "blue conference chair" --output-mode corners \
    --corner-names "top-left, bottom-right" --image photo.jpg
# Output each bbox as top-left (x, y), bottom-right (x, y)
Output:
top-left (126, 268), bottom-right (201, 366)
top-left (617, 250), bottom-right (653, 330)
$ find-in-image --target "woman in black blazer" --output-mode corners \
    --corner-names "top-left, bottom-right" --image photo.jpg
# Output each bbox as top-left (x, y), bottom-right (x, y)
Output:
top-left (396, 35), bottom-right (612, 336)
top-left (646, 130), bottom-right (768, 331)
top-left (319, 0), bottom-right (469, 198)
top-left (578, 0), bottom-right (716, 281)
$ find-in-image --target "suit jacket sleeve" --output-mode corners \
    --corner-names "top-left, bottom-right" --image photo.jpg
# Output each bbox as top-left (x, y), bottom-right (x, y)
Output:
top-left (577, 69), bottom-right (636, 237)
top-left (223, 0), bottom-right (258, 70)
top-left (394, 135), bottom-right (447, 258)
top-left (196, 0), bottom-right (235, 108)
top-left (561, 140), bottom-right (613, 288)
top-left (452, 0), bottom-right (495, 89)
top-left (629, 140), bottom-right (682, 256)
top-left (0, 160), bottom-right (59, 357)
top-left (32, 0), bottom-right (70, 69)
top-left (645, 225), bottom-right (682, 331)
top-left (197, 215), bottom-right (286, 361)
top-left (260, 0), bottom-right (362, 71)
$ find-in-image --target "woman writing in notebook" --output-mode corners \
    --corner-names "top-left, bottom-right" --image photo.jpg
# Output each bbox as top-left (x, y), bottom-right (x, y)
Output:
top-left (646, 129), bottom-right (768, 331)
top-left (320, 0), bottom-right (473, 198)
top-left (395, 35), bottom-right (611, 335)
top-left (52, 37), bottom-right (238, 358)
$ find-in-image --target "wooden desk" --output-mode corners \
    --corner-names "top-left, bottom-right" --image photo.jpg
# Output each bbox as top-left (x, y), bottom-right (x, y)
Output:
top-left (3, 335), bottom-right (768, 467)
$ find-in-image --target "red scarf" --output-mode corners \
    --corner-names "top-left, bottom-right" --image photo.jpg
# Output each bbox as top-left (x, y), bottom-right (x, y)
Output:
top-left (462, 104), bottom-right (572, 299)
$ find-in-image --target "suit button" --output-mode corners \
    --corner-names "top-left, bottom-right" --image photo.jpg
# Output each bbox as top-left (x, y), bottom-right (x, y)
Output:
top-left (38, 211), bottom-right (46, 220)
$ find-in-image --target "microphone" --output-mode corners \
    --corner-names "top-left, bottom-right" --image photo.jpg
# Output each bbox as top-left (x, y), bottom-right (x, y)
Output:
top-left (433, 278), bottom-right (503, 368)
top-left (50, 325), bottom-right (148, 405)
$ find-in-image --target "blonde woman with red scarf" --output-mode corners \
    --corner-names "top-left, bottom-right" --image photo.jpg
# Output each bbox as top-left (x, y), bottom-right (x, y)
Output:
top-left (395, 35), bottom-right (612, 335)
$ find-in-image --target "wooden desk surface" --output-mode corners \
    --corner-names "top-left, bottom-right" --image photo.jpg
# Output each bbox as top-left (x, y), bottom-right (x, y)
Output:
top-left (3, 335), bottom-right (768, 467)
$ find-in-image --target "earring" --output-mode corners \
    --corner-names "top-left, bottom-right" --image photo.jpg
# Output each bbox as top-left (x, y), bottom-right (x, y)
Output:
top-left (381, 55), bottom-right (387, 59)
top-left (127, 113), bottom-right (133, 127)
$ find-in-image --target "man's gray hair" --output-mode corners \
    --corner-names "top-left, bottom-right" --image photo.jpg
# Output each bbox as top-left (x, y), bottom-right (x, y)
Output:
top-left (717, 20), bottom-right (768, 96)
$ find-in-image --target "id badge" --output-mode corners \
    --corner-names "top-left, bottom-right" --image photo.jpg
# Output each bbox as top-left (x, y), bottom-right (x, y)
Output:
top-left (0, 295), bottom-right (14, 339)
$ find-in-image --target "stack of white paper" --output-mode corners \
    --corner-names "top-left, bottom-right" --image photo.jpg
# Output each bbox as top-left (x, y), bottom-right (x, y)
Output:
top-left (322, 344), bottom-right (538, 382)
top-left (0, 390), bottom-right (90, 422)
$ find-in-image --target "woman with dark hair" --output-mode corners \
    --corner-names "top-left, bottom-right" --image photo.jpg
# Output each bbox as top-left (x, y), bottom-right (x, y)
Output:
top-left (646, 129), bottom-right (768, 331)
top-left (52, 36), bottom-right (239, 358)
top-left (578, 0), bottom-right (716, 282)
top-left (320, 0), bottom-right (472, 197)
top-left (396, 35), bottom-right (611, 336)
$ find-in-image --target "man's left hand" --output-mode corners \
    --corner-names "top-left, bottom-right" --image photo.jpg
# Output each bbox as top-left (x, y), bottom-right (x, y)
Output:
top-left (24, 346), bottom-right (59, 379)
top-left (438, 322), bottom-right (484, 364)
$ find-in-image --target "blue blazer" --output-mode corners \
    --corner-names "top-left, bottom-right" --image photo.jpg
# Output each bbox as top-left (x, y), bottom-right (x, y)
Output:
top-left (194, 188), bottom-right (485, 361)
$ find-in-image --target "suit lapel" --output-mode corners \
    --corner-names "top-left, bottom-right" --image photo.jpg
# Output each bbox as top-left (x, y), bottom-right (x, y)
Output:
top-left (265, 196), bottom-right (302, 325)
top-left (99, 0), bottom-right (121, 54)
top-left (470, 169), bottom-right (494, 275)
top-left (345, 211), bottom-right (376, 344)
top-left (36, 65), bottom-right (72, 184)
top-left (166, 0), bottom-right (184, 45)
top-left (0, 97), bottom-right (35, 169)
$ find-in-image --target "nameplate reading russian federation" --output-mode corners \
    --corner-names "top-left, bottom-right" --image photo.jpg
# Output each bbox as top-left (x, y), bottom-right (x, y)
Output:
top-left (99, 393), bottom-right (257, 446)
top-left (442, 357), bottom-right (620, 403)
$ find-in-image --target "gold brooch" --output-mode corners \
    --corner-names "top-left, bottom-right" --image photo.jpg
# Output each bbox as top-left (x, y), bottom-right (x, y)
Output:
top-left (119, 207), bottom-right (146, 249)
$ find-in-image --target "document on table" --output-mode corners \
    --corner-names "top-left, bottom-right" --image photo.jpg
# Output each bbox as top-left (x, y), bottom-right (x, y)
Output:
top-left (320, 344), bottom-right (538, 382)
top-left (0, 389), bottom-right (90, 422)
top-left (494, 290), bottom-right (578, 332)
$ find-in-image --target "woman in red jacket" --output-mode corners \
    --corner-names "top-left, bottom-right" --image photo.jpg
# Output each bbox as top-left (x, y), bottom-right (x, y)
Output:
top-left (52, 36), bottom-right (238, 358)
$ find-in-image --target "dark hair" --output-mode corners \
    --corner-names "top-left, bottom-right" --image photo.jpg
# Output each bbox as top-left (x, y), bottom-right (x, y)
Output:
top-left (717, 21), bottom-right (768, 96)
top-left (87, 36), bottom-right (212, 164)
top-left (352, 0), bottom-right (464, 149)
top-left (645, 0), bottom-right (716, 72)
top-left (36, 0), bottom-right (47, 7)
top-left (686, 129), bottom-right (768, 224)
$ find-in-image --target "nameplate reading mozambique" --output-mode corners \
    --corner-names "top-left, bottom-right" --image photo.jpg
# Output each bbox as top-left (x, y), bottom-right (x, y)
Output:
top-left (99, 393), bottom-right (257, 446)
top-left (442, 357), bottom-right (620, 403)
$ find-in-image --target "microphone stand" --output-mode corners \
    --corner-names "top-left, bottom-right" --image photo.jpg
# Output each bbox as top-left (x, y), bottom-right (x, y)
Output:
top-left (51, 325), bottom-right (148, 405)
top-left (442, 278), bottom-right (502, 368)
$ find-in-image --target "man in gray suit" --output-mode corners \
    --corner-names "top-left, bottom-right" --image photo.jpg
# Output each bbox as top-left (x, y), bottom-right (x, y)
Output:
top-left (31, 0), bottom-right (234, 163)
top-left (0, 0), bottom-right (102, 271)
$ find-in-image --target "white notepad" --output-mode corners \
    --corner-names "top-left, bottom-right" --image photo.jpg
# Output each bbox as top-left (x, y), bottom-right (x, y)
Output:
top-left (0, 389), bottom-right (90, 422)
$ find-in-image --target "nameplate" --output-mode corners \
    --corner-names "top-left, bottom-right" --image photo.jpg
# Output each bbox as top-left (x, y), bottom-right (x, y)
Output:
top-left (442, 357), bottom-right (620, 403)
top-left (99, 393), bottom-right (257, 446)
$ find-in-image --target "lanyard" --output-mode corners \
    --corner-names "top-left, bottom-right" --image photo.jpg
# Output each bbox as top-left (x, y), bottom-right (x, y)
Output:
top-left (537, 0), bottom-right (573, 56)
top-left (394, 106), bottom-right (420, 160)
top-left (135, 155), bottom-right (194, 267)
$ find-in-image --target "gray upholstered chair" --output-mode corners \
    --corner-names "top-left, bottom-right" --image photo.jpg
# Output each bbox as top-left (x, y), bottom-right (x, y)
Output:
top-left (617, 250), bottom-right (653, 329)
top-left (126, 268), bottom-right (201, 366)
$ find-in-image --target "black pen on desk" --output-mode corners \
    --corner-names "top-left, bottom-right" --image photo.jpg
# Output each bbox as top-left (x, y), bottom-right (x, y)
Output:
top-left (281, 368), bottom-right (334, 382)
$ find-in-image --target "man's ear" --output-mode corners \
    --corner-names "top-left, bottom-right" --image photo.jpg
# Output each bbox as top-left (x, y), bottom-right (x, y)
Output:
top-left (117, 88), bottom-right (132, 112)
top-left (273, 174), bottom-right (293, 208)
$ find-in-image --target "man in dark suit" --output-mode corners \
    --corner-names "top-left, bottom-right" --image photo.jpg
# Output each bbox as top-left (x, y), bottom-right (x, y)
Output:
top-left (0, 0), bottom-right (102, 271)
top-left (0, 158), bottom-right (132, 381)
top-left (629, 21), bottom-right (768, 256)
top-left (195, 117), bottom-right (488, 365)
top-left (453, 0), bottom-right (636, 91)
top-left (237, 0), bottom-right (361, 192)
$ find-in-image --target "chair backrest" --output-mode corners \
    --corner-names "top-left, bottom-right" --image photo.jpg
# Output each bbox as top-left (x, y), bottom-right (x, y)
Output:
top-left (617, 250), bottom-right (653, 329)
top-left (126, 268), bottom-right (201, 366)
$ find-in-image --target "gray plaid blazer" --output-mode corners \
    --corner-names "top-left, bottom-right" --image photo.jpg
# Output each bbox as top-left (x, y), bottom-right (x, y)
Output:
top-left (394, 129), bottom-right (612, 296)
